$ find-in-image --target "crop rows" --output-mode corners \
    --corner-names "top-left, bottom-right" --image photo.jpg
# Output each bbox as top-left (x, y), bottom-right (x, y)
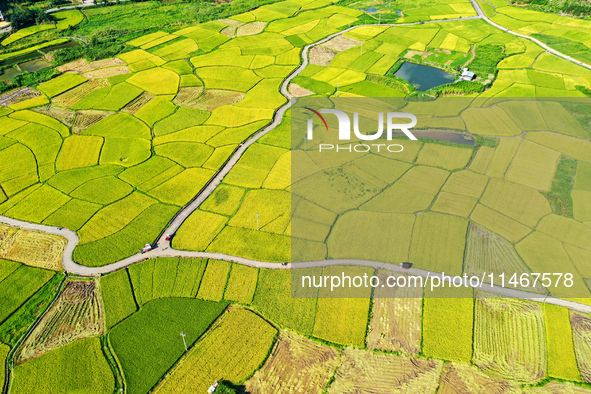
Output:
top-left (154, 308), bottom-right (277, 393)
top-left (473, 297), bottom-right (546, 383)
top-left (17, 279), bottom-right (103, 363)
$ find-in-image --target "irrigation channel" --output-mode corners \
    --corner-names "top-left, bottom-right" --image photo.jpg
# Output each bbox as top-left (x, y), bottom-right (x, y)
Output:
top-left (1, 3), bottom-right (591, 311)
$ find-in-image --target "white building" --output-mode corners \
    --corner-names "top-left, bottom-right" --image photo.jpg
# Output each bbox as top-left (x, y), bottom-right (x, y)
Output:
top-left (461, 68), bottom-right (476, 81)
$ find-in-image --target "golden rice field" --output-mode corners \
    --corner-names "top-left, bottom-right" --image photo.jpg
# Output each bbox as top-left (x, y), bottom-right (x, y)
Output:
top-left (154, 308), bottom-right (277, 393)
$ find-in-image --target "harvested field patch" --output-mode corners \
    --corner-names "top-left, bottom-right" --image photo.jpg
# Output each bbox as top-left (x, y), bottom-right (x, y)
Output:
top-left (154, 308), bottom-right (277, 393)
top-left (56, 59), bottom-right (93, 73)
top-left (186, 89), bottom-right (245, 111)
top-left (0, 87), bottom-right (42, 107)
top-left (33, 105), bottom-right (75, 126)
top-left (464, 224), bottom-right (545, 293)
top-left (52, 79), bottom-right (110, 108)
top-left (327, 348), bottom-right (443, 393)
top-left (473, 296), bottom-right (546, 383)
top-left (17, 279), bottom-right (103, 363)
top-left (82, 66), bottom-right (130, 80)
top-left (288, 83), bottom-right (314, 97)
top-left (572, 313), bottom-right (591, 383)
top-left (121, 92), bottom-right (153, 114)
top-left (236, 21), bottom-right (267, 36)
top-left (0, 224), bottom-right (66, 270)
top-left (367, 271), bottom-right (422, 354)
top-left (172, 86), bottom-right (205, 107)
top-left (88, 58), bottom-right (126, 70)
top-left (246, 330), bottom-right (340, 394)
top-left (72, 110), bottom-right (112, 134)
top-left (322, 36), bottom-right (359, 52)
top-left (437, 362), bottom-right (520, 393)
top-left (310, 46), bottom-right (337, 66)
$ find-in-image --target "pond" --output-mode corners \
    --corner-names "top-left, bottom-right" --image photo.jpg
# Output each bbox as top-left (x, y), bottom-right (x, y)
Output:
top-left (0, 67), bottom-right (20, 80)
top-left (394, 62), bottom-right (455, 91)
top-left (19, 59), bottom-right (53, 72)
top-left (390, 129), bottom-right (475, 146)
top-left (38, 40), bottom-right (80, 54)
top-left (0, 41), bottom-right (80, 67)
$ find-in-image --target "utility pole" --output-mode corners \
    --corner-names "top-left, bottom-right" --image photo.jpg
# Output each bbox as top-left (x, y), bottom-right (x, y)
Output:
top-left (336, 82), bottom-right (339, 97)
top-left (180, 331), bottom-right (187, 351)
top-left (256, 213), bottom-right (260, 231)
top-left (378, 14), bottom-right (381, 25)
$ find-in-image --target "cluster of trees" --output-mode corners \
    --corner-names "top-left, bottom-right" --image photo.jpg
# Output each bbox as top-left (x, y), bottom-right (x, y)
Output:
top-left (512, 0), bottom-right (591, 17)
top-left (0, 67), bottom-right (59, 94)
top-left (8, 7), bottom-right (50, 29)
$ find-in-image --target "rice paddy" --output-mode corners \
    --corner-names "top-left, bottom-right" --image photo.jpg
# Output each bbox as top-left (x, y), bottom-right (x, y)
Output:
top-left (1, 0), bottom-right (591, 391)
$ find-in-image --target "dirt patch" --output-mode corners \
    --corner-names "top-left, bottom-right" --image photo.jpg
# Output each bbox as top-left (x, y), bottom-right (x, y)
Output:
top-left (525, 381), bottom-right (591, 393)
top-left (237, 21), bottom-right (267, 36)
top-left (181, 88), bottom-right (245, 111)
top-left (321, 36), bottom-right (360, 52)
top-left (219, 18), bottom-right (243, 27)
top-left (288, 83), bottom-right (314, 97)
top-left (327, 348), bottom-right (443, 393)
top-left (310, 46), bottom-right (337, 66)
top-left (53, 79), bottom-right (110, 108)
top-left (56, 59), bottom-right (92, 73)
top-left (72, 110), bottom-right (113, 134)
top-left (82, 66), bottom-right (130, 80)
top-left (17, 279), bottom-right (104, 363)
top-left (173, 86), bottom-right (205, 108)
top-left (438, 362), bottom-right (520, 393)
top-left (88, 58), bottom-right (126, 69)
top-left (56, 57), bottom-right (127, 74)
top-left (404, 50), bottom-right (432, 60)
top-left (0, 87), bottom-right (42, 107)
top-left (221, 25), bottom-right (236, 38)
top-left (246, 331), bottom-right (340, 393)
top-left (572, 312), bottom-right (591, 383)
top-left (0, 224), bottom-right (67, 271)
top-left (33, 105), bottom-right (76, 126)
top-left (366, 271), bottom-right (422, 354)
top-left (122, 91), bottom-right (154, 115)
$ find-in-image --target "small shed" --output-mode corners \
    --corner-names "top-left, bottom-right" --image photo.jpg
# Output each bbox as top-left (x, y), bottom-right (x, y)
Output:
top-left (460, 68), bottom-right (476, 81)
